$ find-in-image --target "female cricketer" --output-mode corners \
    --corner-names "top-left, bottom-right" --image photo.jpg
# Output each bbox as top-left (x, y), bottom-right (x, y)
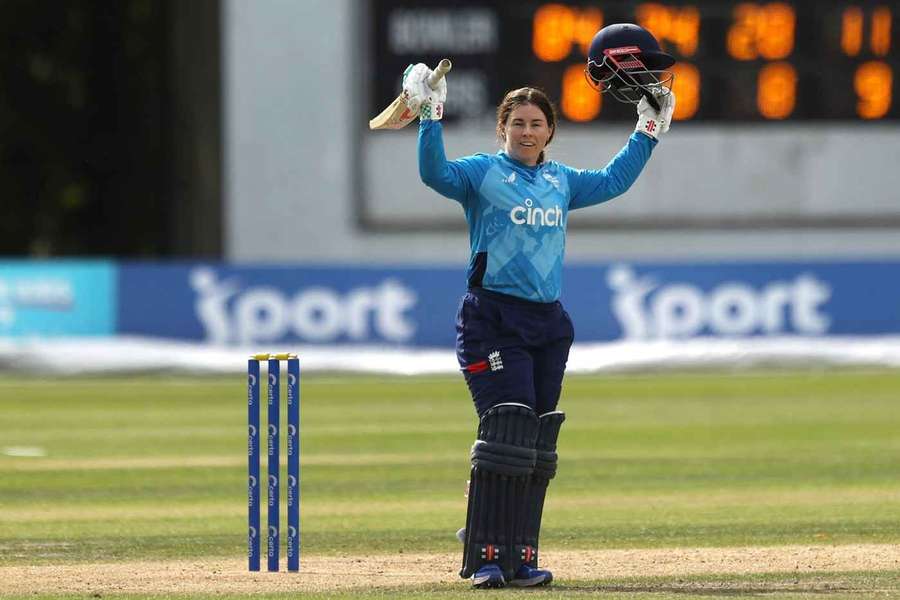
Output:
top-left (402, 24), bottom-right (676, 589)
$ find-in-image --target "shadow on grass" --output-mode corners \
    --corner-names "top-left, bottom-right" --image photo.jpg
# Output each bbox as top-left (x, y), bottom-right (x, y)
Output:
top-left (556, 583), bottom-right (855, 596)
top-left (500, 577), bottom-right (881, 599)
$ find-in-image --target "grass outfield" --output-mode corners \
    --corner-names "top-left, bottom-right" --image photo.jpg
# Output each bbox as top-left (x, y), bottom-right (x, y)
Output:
top-left (1, 371), bottom-right (899, 598)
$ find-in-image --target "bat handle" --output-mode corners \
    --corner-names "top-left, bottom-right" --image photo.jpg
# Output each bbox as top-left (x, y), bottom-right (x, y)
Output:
top-left (642, 88), bottom-right (661, 112)
top-left (427, 59), bottom-right (452, 89)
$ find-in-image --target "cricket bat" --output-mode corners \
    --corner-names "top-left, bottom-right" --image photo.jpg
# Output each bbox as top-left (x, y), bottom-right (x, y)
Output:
top-left (369, 59), bottom-right (452, 130)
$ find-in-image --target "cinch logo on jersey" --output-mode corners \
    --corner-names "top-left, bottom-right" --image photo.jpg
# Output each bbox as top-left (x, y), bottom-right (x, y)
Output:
top-left (509, 198), bottom-right (563, 228)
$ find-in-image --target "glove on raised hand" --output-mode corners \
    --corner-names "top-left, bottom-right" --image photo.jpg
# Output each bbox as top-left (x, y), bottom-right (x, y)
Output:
top-left (401, 63), bottom-right (447, 121)
top-left (635, 90), bottom-right (676, 140)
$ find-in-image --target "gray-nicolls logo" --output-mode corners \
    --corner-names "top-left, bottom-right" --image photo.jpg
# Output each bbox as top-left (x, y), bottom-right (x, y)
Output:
top-left (488, 350), bottom-right (503, 371)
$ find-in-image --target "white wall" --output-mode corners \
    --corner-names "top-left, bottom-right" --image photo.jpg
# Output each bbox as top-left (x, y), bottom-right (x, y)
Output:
top-left (224, 0), bottom-right (900, 263)
top-left (223, 0), bottom-right (356, 262)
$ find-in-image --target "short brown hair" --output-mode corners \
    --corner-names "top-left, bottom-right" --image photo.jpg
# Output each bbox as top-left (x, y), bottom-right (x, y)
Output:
top-left (496, 87), bottom-right (558, 164)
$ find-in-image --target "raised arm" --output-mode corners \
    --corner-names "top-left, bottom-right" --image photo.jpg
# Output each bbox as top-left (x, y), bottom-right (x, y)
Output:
top-left (401, 61), bottom-right (466, 204)
top-left (405, 62), bottom-right (489, 205)
top-left (566, 133), bottom-right (655, 210)
top-left (418, 120), bottom-right (472, 203)
top-left (567, 91), bottom-right (675, 210)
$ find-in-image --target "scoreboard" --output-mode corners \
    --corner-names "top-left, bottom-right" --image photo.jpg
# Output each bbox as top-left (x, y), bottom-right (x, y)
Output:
top-left (370, 1), bottom-right (900, 122)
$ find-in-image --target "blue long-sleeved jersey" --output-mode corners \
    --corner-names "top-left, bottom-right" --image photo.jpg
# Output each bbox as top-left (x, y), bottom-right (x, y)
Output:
top-left (419, 119), bottom-right (656, 302)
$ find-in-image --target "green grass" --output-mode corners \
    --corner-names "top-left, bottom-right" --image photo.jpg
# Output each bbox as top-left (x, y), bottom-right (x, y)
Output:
top-left (1, 371), bottom-right (900, 598)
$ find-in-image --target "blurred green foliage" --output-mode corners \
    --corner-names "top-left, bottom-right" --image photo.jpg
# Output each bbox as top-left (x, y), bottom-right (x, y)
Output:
top-left (0, 0), bottom-right (168, 256)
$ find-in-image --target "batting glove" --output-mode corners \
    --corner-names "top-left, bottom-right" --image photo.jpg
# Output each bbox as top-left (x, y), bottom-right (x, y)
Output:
top-left (635, 90), bottom-right (676, 140)
top-left (402, 63), bottom-right (447, 121)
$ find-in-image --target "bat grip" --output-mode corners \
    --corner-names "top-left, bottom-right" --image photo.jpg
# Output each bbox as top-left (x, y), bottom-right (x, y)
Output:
top-left (427, 59), bottom-right (452, 89)
top-left (642, 89), bottom-right (661, 112)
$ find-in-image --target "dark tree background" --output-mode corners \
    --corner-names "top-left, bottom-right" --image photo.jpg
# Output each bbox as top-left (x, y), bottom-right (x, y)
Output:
top-left (0, 0), bottom-right (221, 257)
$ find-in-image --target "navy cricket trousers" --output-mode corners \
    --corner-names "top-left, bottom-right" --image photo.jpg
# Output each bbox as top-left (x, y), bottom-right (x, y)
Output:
top-left (455, 288), bottom-right (575, 416)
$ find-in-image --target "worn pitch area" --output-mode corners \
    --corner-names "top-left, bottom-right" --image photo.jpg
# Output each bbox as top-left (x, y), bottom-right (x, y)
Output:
top-left (3, 545), bottom-right (899, 595)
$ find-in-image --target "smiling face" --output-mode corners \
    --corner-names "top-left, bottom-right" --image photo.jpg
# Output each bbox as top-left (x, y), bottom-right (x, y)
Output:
top-left (502, 103), bottom-right (553, 166)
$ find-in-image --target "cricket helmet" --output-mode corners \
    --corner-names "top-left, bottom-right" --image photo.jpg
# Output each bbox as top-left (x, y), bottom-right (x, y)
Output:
top-left (585, 23), bottom-right (675, 108)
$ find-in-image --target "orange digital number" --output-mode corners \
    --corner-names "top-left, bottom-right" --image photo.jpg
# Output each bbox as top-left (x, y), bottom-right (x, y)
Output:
top-left (574, 7), bottom-right (604, 55)
top-left (670, 63), bottom-right (700, 120)
top-left (727, 3), bottom-right (795, 61)
top-left (842, 6), bottom-right (892, 57)
top-left (533, 4), bottom-right (574, 62)
top-left (871, 6), bottom-right (892, 56)
top-left (842, 7), bottom-right (864, 56)
top-left (560, 64), bottom-right (601, 122)
top-left (757, 62), bottom-right (796, 119)
top-left (533, 4), bottom-right (603, 62)
top-left (635, 3), bottom-right (701, 56)
top-left (855, 61), bottom-right (892, 119)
